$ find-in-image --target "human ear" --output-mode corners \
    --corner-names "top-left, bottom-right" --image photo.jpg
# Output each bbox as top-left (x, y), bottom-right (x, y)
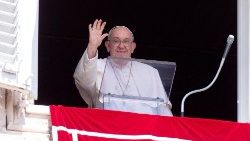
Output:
top-left (105, 41), bottom-right (110, 52)
top-left (131, 42), bottom-right (136, 53)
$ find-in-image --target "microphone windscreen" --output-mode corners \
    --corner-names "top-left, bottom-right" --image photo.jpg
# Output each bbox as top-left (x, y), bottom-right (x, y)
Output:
top-left (227, 35), bottom-right (234, 44)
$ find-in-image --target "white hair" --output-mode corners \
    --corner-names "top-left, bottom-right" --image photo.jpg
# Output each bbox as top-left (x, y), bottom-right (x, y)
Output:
top-left (108, 26), bottom-right (134, 41)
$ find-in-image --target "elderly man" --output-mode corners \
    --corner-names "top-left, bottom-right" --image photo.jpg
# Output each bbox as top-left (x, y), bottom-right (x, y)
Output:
top-left (74, 19), bottom-right (173, 116)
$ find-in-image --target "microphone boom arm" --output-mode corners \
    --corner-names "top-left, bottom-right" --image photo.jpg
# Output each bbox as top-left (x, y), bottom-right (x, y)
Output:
top-left (180, 35), bottom-right (234, 117)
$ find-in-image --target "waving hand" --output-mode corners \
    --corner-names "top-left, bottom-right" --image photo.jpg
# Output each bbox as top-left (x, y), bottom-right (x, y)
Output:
top-left (87, 19), bottom-right (108, 58)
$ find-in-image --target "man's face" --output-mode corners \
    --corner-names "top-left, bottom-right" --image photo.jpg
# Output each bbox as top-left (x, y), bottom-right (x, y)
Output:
top-left (105, 27), bottom-right (136, 58)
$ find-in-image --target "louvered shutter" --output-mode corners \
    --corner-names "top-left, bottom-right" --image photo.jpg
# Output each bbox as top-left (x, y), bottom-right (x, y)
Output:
top-left (0, 0), bottom-right (38, 99)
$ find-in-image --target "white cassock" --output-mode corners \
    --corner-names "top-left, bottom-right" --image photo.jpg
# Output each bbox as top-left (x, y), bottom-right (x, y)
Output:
top-left (74, 50), bottom-right (173, 116)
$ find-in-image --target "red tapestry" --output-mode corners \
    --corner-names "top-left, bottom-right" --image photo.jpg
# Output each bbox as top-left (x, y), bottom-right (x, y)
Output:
top-left (50, 105), bottom-right (250, 141)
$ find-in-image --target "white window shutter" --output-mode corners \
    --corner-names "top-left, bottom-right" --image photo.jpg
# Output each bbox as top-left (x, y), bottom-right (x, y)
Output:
top-left (0, 0), bottom-right (38, 100)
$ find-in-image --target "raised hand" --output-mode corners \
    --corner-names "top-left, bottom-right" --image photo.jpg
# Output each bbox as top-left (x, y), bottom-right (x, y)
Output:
top-left (87, 19), bottom-right (108, 58)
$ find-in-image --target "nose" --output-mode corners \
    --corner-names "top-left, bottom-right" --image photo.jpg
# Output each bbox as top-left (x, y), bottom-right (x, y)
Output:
top-left (117, 41), bottom-right (126, 48)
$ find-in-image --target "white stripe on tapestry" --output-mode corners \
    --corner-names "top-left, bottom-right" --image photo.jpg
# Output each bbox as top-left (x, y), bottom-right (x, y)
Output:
top-left (52, 126), bottom-right (58, 141)
top-left (52, 125), bottom-right (190, 141)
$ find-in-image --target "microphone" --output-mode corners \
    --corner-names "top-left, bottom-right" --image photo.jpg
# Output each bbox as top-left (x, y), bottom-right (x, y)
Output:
top-left (180, 34), bottom-right (235, 117)
top-left (223, 35), bottom-right (234, 59)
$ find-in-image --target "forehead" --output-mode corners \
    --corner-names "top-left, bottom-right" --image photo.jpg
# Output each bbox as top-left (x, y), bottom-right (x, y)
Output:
top-left (109, 27), bottom-right (133, 39)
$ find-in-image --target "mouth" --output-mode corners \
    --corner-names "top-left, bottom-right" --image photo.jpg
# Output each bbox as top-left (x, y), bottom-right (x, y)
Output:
top-left (116, 50), bottom-right (127, 53)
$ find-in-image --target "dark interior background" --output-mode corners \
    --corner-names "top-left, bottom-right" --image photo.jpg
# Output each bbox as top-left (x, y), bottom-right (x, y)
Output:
top-left (37, 0), bottom-right (237, 121)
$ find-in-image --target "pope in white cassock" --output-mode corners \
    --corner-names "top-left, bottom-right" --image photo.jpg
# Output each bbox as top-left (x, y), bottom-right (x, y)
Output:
top-left (73, 19), bottom-right (173, 116)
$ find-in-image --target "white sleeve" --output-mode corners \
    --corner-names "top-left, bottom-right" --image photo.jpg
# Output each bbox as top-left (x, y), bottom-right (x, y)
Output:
top-left (73, 49), bottom-right (98, 106)
top-left (153, 68), bottom-right (172, 108)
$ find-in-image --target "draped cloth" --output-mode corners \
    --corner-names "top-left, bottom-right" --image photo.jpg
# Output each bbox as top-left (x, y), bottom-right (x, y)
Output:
top-left (50, 105), bottom-right (250, 141)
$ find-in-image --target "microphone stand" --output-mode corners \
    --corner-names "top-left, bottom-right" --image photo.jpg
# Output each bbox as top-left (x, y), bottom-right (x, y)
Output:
top-left (180, 35), bottom-right (235, 117)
